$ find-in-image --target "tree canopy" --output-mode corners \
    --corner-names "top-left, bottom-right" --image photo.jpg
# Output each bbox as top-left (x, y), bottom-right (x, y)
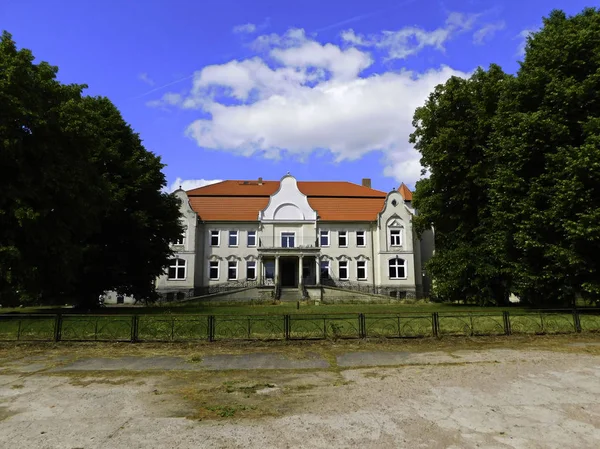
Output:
top-left (0, 31), bottom-right (183, 306)
top-left (411, 8), bottom-right (600, 306)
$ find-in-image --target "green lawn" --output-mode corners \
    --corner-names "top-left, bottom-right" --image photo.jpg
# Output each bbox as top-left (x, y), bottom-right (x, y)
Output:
top-left (1, 301), bottom-right (525, 316)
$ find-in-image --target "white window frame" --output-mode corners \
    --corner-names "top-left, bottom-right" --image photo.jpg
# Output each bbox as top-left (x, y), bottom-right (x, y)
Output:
top-left (281, 231), bottom-right (295, 248)
top-left (228, 230), bottom-right (239, 247)
top-left (247, 231), bottom-right (257, 247)
top-left (388, 257), bottom-right (407, 280)
top-left (389, 228), bottom-right (403, 247)
top-left (167, 258), bottom-right (186, 280)
top-left (227, 260), bottom-right (238, 280)
top-left (338, 230), bottom-right (348, 248)
top-left (356, 260), bottom-right (367, 280)
top-left (356, 230), bottom-right (366, 247)
top-left (319, 230), bottom-right (330, 247)
top-left (209, 261), bottom-right (219, 280)
top-left (246, 260), bottom-right (257, 280)
top-left (338, 260), bottom-right (349, 280)
top-left (320, 260), bottom-right (330, 279)
top-left (210, 230), bottom-right (220, 247)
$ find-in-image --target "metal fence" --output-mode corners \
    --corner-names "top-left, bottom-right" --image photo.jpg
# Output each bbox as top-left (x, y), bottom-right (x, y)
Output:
top-left (0, 309), bottom-right (599, 342)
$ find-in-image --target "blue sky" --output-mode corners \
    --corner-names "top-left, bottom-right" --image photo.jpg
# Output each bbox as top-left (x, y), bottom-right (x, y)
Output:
top-left (1, 0), bottom-right (593, 192)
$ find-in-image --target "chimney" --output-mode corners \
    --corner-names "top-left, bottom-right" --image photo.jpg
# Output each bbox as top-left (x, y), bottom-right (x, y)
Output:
top-left (361, 178), bottom-right (371, 188)
top-left (258, 177), bottom-right (263, 185)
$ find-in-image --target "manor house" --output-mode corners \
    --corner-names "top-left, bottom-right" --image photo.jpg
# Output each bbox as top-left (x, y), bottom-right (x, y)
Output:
top-left (155, 174), bottom-right (433, 301)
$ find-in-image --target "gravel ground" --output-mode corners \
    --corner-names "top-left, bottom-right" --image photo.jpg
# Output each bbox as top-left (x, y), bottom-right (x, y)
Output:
top-left (1, 338), bottom-right (600, 448)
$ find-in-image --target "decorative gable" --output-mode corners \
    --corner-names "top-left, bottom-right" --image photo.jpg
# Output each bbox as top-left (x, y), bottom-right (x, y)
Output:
top-left (258, 174), bottom-right (318, 222)
top-left (388, 217), bottom-right (404, 228)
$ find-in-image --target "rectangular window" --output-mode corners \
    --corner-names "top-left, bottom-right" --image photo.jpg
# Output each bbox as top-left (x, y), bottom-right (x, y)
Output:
top-left (320, 230), bottom-right (330, 247)
top-left (229, 230), bottom-right (238, 247)
top-left (356, 231), bottom-right (366, 247)
top-left (338, 231), bottom-right (348, 247)
top-left (389, 258), bottom-right (406, 279)
top-left (210, 230), bottom-right (220, 246)
top-left (246, 261), bottom-right (256, 280)
top-left (357, 260), bottom-right (367, 280)
top-left (390, 229), bottom-right (402, 246)
top-left (209, 261), bottom-right (219, 280)
top-left (247, 231), bottom-right (257, 247)
top-left (320, 261), bottom-right (330, 280)
top-left (228, 261), bottom-right (238, 280)
top-left (281, 232), bottom-right (295, 248)
top-left (168, 258), bottom-right (186, 280)
top-left (338, 261), bottom-right (349, 280)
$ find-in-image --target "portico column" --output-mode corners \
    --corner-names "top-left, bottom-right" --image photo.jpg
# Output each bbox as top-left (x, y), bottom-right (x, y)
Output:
top-left (275, 255), bottom-right (280, 286)
top-left (298, 255), bottom-right (304, 288)
top-left (315, 257), bottom-right (321, 285)
top-left (257, 256), bottom-right (263, 284)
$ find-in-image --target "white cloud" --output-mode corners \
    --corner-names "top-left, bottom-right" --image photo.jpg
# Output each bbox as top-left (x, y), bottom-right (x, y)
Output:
top-left (473, 21), bottom-right (505, 45)
top-left (250, 28), bottom-right (307, 51)
top-left (233, 23), bottom-right (257, 34)
top-left (516, 28), bottom-right (536, 57)
top-left (271, 41), bottom-right (373, 80)
top-left (150, 25), bottom-right (471, 185)
top-left (138, 73), bottom-right (155, 86)
top-left (168, 178), bottom-right (223, 193)
top-left (146, 92), bottom-right (183, 108)
top-left (341, 12), bottom-right (479, 60)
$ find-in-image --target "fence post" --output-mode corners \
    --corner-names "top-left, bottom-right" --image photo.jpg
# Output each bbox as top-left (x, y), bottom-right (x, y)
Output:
top-left (573, 308), bottom-right (581, 333)
top-left (359, 313), bottom-right (366, 339)
top-left (284, 315), bottom-right (290, 340)
top-left (130, 315), bottom-right (139, 343)
top-left (208, 315), bottom-right (215, 342)
top-left (432, 313), bottom-right (439, 337)
top-left (503, 311), bottom-right (511, 336)
top-left (54, 314), bottom-right (63, 342)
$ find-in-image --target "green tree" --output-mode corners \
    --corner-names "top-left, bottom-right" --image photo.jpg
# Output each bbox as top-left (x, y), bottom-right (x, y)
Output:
top-left (72, 96), bottom-right (183, 306)
top-left (0, 31), bottom-right (183, 306)
top-left (410, 65), bottom-right (512, 305)
top-left (0, 31), bottom-right (105, 304)
top-left (490, 8), bottom-right (600, 306)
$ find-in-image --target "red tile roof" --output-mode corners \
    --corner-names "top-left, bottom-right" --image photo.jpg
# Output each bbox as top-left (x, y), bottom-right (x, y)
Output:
top-left (398, 183), bottom-right (413, 201)
top-left (186, 180), bottom-right (388, 222)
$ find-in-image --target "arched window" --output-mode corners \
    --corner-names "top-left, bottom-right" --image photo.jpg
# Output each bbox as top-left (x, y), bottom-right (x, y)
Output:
top-left (388, 257), bottom-right (406, 280)
top-left (168, 258), bottom-right (186, 280)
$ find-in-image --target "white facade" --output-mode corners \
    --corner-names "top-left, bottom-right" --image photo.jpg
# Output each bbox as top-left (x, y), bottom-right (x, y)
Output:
top-left (155, 174), bottom-right (432, 299)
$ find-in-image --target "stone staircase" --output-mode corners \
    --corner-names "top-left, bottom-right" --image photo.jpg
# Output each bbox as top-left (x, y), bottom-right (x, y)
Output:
top-left (279, 287), bottom-right (302, 302)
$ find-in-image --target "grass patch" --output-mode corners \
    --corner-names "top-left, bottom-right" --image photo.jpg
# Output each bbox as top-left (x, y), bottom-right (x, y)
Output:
top-left (204, 404), bottom-right (254, 418)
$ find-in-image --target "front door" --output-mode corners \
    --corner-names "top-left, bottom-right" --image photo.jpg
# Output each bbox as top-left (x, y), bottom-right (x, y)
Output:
top-left (280, 258), bottom-right (297, 287)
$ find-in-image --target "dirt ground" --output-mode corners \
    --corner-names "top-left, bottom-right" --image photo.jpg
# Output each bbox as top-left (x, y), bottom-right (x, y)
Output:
top-left (1, 335), bottom-right (600, 448)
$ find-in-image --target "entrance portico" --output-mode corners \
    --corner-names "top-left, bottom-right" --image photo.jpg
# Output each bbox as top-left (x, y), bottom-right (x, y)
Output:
top-left (259, 253), bottom-right (321, 288)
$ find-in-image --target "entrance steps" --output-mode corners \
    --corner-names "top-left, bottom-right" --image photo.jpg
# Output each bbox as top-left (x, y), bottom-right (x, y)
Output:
top-left (279, 287), bottom-right (302, 302)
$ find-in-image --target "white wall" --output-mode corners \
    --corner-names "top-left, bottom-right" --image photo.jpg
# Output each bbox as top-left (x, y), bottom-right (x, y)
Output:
top-left (201, 222), bottom-right (260, 285)
top-left (155, 189), bottom-right (198, 292)
top-left (318, 223), bottom-right (375, 284)
top-left (374, 190), bottom-right (417, 289)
